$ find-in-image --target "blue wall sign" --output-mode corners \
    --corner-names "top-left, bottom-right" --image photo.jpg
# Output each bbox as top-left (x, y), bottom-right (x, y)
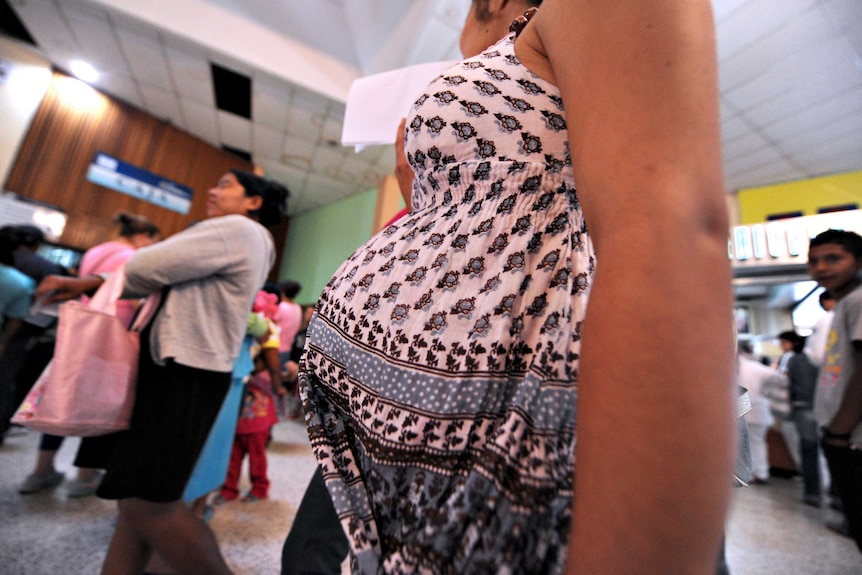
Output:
top-left (86, 152), bottom-right (194, 215)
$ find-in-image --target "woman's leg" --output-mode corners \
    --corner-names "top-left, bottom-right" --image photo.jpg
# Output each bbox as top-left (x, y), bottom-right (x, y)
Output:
top-left (103, 498), bottom-right (232, 575)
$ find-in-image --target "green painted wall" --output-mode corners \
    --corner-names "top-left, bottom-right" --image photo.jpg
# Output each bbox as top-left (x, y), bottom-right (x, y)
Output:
top-left (278, 188), bottom-right (377, 305)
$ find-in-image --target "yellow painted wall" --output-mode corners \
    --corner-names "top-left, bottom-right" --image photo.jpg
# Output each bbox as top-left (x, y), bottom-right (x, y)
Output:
top-left (737, 170), bottom-right (862, 224)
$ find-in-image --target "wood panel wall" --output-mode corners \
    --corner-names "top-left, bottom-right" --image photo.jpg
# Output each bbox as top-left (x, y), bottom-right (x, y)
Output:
top-left (4, 71), bottom-right (287, 279)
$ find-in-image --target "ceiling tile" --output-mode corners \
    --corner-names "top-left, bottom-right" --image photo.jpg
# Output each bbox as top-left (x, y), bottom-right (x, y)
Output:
top-left (742, 60), bottom-right (862, 127)
top-left (285, 105), bottom-right (322, 144)
top-left (725, 160), bottom-right (807, 191)
top-left (165, 47), bottom-right (213, 106)
top-left (724, 145), bottom-right (790, 175)
top-left (761, 84), bottom-right (862, 142)
top-left (251, 123), bottom-right (283, 160)
top-left (94, 73), bottom-right (142, 109)
top-left (282, 135), bottom-right (315, 168)
top-left (776, 115), bottom-right (862, 156)
top-left (179, 99), bottom-right (219, 146)
top-left (217, 110), bottom-right (252, 151)
top-left (310, 144), bottom-right (348, 179)
top-left (319, 114), bottom-right (344, 145)
top-left (12, 0), bottom-right (76, 54)
top-left (716, 0), bottom-right (818, 61)
top-left (138, 83), bottom-right (183, 125)
top-left (117, 29), bottom-right (173, 91)
top-left (718, 5), bottom-right (833, 91)
top-left (791, 129), bottom-right (862, 173)
top-left (713, 0), bottom-right (753, 22)
top-left (59, 5), bottom-right (130, 76)
top-left (723, 36), bottom-right (853, 111)
top-left (722, 130), bottom-right (772, 163)
top-left (721, 113), bottom-right (754, 144)
top-left (252, 77), bottom-right (291, 131)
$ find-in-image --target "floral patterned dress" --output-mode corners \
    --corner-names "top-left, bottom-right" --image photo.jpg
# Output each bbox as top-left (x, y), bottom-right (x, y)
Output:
top-left (301, 34), bottom-right (595, 574)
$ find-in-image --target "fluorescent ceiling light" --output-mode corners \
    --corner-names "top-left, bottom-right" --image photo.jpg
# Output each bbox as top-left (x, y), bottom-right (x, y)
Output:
top-left (70, 60), bottom-right (99, 83)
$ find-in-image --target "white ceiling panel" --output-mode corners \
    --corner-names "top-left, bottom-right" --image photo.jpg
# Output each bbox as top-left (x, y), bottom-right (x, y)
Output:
top-left (60, 5), bottom-right (130, 76)
top-left (724, 146), bottom-right (790, 176)
top-left (716, 0), bottom-right (818, 62)
top-left (726, 161), bottom-right (807, 191)
top-left (217, 110), bottom-right (252, 151)
top-left (777, 116), bottom-right (862, 156)
top-left (117, 29), bottom-right (173, 92)
top-left (179, 98), bottom-right (219, 146)
top-left (742, 61), bottom-right (862, 127)
top-left (713, 0), bottom-right (753, 23)
top-left (251, 123), bottom-right (283, 160)
top-left (12, 0), bottom-right (75, 54)
top-left (252, 78), bottom-right (291, 130)
top-left (285, 107), bottom-right (323, 145)
top-left (165, 47), bottom-right (214, 106)
top-left (310, 144), bottom-right (349, 179)
top-left (761, 84), bottom-right (862, 142)
top-left (320, 115), bottom-right (344, 146)
top-left (94, 72), bottom-right (142, 109)
top-left (6, 0), bottom-right (862, 212)
top-left (793, 130), bottom-right (862, 171)
top-left (138, 83), bottom-right (183, 126)
top-left (724, 36), bottom-right (850, 111)
top-left (720, 113), bottom-right (752, 142)
top-left (718, 5), bottom-right (833, 92)
top-left (722, 130), bottom-right (772, 163)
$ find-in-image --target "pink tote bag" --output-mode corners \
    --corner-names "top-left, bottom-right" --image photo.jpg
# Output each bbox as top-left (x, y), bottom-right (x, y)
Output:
top-left (12, 265), bottom-right (159, 437)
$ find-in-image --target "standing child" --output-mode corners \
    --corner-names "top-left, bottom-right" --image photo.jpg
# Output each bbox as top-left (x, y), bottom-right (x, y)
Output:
top-left (219, 352), bottom-right (279, 502)
top-left (809, 229), bottom-right (862, 552)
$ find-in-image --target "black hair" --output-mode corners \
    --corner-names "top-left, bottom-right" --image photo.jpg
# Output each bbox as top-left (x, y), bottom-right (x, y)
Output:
top-left (262, 281), bottom-right (282, 298)
top-left (280, 280), bottom-right (302, 299)
top-left (778, 330), bottom-right (805, 354)
top-left (229, 169), bottom-right (289, 227)
top-left (809, 229), bottom-right (862, 260)
top-left (0, 227), bottom-right (15, 266)
top-left (11, 224), bottom-right (44, 248)
top-left (114, 212), bottom-right (160, 238)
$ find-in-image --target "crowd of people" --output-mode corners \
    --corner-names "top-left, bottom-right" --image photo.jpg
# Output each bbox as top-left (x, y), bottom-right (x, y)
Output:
top-left (736, 230), bottom-right (862, 555)
top-left (1, 0), bottom-right (860, 574)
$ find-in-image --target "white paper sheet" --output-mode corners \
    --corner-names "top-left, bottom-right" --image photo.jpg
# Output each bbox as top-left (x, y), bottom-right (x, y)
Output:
top-left (341, 60), bottom-right (458, 149)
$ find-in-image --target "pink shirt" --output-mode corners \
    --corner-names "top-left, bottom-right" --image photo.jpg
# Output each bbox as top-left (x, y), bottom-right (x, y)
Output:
top-left (274, 301), bottom-right (302, 352)
top-left (79, 241), bottom-right (137, 327)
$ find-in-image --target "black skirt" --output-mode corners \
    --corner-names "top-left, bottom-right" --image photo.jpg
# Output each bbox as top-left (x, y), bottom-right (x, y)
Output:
top-left (87, 310), bottom-right (230, 503)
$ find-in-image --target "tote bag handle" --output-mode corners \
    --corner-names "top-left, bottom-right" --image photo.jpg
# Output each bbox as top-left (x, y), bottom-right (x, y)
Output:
top-left (87, 264), bottom-right (128, 316)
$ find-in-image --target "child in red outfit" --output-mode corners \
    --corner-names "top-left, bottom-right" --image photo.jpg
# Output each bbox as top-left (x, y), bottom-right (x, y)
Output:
top-left (219, 353), bottom-right (279, 502)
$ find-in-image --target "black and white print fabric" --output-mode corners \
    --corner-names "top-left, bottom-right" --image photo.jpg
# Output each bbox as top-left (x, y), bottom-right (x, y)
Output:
top-left (301, 33), bottom-right (594, 574)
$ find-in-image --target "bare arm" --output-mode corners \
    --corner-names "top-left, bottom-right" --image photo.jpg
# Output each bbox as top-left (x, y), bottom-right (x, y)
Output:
top-left (530, 2), bottom-right (736, 573)
top-left (35, 274), bottom-right (104, 303)
top-left (262, 346), bottom-right (286, 396)
top-left (825, 344), bottom-right (862, 439)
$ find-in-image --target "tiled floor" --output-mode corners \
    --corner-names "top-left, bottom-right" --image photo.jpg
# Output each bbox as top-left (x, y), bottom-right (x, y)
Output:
top-left (0, 421), bottom-right (859, 574)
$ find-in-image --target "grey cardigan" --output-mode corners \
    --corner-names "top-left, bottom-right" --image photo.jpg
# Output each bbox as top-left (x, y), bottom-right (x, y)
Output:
top-left (123, 215), bottom-right (274, 373)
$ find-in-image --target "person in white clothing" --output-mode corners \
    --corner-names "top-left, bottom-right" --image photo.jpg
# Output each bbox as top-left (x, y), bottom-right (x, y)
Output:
top-left (805, 291), bottom-right (837, 367)
top-left (738, 341), bottom-right (786, 484)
